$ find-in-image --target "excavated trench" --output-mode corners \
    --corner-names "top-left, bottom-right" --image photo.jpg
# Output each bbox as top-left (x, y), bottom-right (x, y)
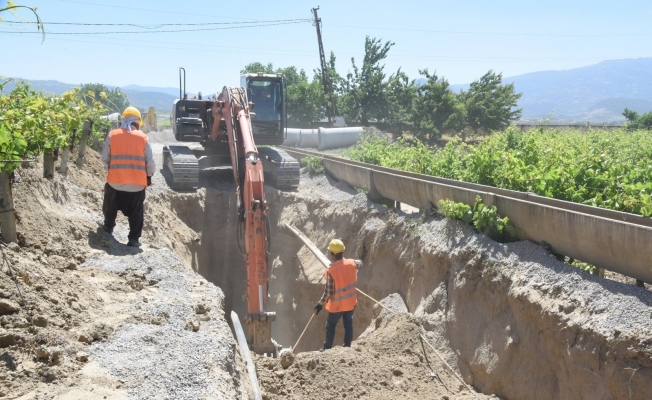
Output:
top-left (167, 177), bottom-right (652, 400)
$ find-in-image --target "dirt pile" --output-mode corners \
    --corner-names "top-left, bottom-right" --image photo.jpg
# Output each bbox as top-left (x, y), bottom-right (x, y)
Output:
top-left (0, 147), bottom-right (246, 399)
top-left (255, 311), bottom-right (492, 400)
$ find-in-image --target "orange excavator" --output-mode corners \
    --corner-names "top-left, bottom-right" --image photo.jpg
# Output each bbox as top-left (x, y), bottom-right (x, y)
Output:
top-left (164, 69), bottom-right (299, 356)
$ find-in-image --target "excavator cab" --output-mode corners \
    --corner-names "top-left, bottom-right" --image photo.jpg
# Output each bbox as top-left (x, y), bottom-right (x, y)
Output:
top-left (241, 73), bottom-right (286, 146)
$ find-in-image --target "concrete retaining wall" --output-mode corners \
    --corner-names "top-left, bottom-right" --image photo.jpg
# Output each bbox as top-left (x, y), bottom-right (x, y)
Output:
top-left (284, 147), bottom-right (652, 284)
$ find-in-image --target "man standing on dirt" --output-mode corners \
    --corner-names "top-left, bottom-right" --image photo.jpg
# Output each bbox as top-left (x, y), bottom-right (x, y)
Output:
top-left (314, 239), bottom-right (363, 351)
top-left (100, 107), bottom-right (155, 247)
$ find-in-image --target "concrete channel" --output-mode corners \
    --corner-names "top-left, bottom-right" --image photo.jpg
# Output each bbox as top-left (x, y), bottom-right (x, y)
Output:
top-left (281, 146), bottom-right (652, 284)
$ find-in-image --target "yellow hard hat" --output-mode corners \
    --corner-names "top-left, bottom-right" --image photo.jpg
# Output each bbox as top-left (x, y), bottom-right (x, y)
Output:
top-left (327, 239), bottom-right (345, 254)
top-left (121, 106), bottom-right (143, 126)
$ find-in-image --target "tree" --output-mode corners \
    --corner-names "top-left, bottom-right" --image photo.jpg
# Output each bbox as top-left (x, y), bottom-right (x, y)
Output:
top-left (78, 83), bottom-right (129, 114)
top-left (339, 36), bottom-right (395, 125)
top-left (241, 62), bottom-right (275, 74)
top-left (623, 108), bottom-right (652, 131)
top-left (412, 69), bottom-right (464, 142)
top-left (385, 69), bottom-right (416, 131)
top-left (462, 70), bottom-right (522, 139)
top-left (277, 66), bottom-right (324, 127)
top-left (314, 51), bottom-right (343, 122)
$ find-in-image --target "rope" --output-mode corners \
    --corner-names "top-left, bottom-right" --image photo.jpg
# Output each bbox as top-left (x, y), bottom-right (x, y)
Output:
top-left (285, 223), bottom-right (480, 398)
top-left (355, 287), bottom-right (479, 398)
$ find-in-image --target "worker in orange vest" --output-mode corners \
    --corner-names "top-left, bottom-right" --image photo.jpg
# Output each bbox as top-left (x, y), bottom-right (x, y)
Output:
top-left (99, 107), bottom-right (155, 247)
top-left (314, 239), bottom-right (363, 351)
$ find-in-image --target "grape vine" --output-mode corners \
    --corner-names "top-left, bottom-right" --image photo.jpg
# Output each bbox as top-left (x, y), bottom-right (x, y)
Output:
top-left (0, 79), bottom-right (110, 173)
top-left (351, 127), bottom-right (652, 217)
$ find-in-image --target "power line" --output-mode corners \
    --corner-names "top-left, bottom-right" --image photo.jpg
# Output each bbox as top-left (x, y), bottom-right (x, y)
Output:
top-left (326, 24), bottom-right (652, 37)
top-left (2, 19), bottom-right (310, 27)
top-left (3, 32), bottom-right (646, 63)
top-left (0, 20), bottom-right (310, 35)
top-left (54, 0), bottom-right (268, 20)
top-left (0, 32), bottom-right (319, 58)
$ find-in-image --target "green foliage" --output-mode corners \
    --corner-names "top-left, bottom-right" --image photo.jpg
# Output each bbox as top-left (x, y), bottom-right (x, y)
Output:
top-left (241, 62), bottom-right (276, 75)
top-left (299, 156), bottom-right (324, 175)
top-left (78, 83), bottom-right (129, 114)
top-left (242, 62), bottom-right (325, 127)
top-left (0, 81), bottom-right (108, 173)
top-left (412, 69), bottom-right (463, 142)
top-left (439, 199), bottom-right (472, 223)
top-left (439, 196), bottom-right (514, 241)
top-left (385, 69), bottom-right (416, 129)
top-left (571, 260), bottom-right (596, 273)
top-left (279, 66), bottom-right (325, 127)
top-left (242, 39), bottom-right (521, 136)
top-left (352, 128), bottom-right (652, 217)
top-left (461, 70), bottom-right (522, 138)
top-left (623, 108), bottom-right (652, 131)
top-left (339, 36), bottom-right (395, 125)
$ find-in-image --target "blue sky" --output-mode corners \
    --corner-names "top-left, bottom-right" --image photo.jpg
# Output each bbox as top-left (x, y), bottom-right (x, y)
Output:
top-left (1, 0), bottom-right (651, 94)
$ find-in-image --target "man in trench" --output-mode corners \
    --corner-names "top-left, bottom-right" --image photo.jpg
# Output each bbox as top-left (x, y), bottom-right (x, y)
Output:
top-left (314, 239), bottom-right (363, 351)
top-left (100, 107), bottom-right (155, 247)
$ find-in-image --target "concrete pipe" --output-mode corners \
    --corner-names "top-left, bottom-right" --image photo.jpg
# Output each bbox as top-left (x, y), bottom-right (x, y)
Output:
top-left (283, 129), bottom-right (302, 147)
top-left (317, 127), bottom-right (364, 151)
top-left (299, 129), bottom-right (318, 148)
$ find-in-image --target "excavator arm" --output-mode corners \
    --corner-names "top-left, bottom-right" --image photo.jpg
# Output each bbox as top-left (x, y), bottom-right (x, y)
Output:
top-left (215, 87), bottom-right (277, 356)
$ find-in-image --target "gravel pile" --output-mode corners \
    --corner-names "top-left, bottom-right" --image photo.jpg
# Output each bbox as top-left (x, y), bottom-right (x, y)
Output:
top-left (416, 216), bottom-right (652, 335)
top-left (84, 248), bottom-right (246, 400)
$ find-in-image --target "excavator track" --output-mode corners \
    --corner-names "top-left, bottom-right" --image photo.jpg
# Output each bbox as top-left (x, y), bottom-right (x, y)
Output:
top-left (259, 147), bottom-right (300, 190)
top-left (163, 145), bottom-right (199, 190)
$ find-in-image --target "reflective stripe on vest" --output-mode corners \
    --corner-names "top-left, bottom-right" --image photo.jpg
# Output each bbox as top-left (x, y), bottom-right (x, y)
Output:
top-left (325, 258), bottom-right (358, 313)
top-left (107, 128), bottom-right (148, 187)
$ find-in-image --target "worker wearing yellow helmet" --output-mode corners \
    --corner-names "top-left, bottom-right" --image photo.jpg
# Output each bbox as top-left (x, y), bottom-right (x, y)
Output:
top-left (99, 107), bottom-right (156, 247)
top-left (314, 239), bottom-right (364, 351)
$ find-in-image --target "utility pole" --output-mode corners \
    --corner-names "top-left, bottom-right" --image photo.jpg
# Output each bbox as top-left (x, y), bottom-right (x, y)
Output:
top-left (312, 6), bottom-right (337, 127)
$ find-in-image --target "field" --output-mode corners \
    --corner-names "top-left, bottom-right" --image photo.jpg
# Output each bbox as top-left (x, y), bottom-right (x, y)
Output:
top-left (351, 127), bottom-right (652, 216)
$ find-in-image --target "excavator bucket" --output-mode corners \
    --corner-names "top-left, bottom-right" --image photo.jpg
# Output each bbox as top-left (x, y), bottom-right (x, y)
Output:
top-left (245, 312), bottom-right (279, 356)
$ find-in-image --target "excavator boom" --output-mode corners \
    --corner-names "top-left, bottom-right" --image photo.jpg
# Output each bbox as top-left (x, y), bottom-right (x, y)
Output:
top-left (216, 87), bottom-right (277, 356)
top-left (165, 69), bottom-right (298, 356)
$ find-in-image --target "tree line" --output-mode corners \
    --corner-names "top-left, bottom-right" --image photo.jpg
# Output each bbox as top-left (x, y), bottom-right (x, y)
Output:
top-left (242, 36), bottom-right (522, 142)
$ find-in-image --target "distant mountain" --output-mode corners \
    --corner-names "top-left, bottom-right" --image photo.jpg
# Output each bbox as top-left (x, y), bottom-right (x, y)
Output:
top-left (123, 84), bottom-right (195, 99)
top-left (433, 58), bottom-right (652, 122)
top-left (1, 78), bottom-right (177, 112)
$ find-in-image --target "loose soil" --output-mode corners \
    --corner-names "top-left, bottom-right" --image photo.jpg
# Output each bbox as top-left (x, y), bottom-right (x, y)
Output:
top-left (1, 130), bottom-right (651, 400)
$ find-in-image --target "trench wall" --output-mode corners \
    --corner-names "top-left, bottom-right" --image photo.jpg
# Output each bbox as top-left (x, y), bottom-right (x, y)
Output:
top-left (184, 186), bottom-right (652, 400)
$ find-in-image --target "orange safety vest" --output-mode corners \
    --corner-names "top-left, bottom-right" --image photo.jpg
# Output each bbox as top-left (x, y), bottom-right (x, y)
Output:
top-left (106, 128), bottom-right (148, 187)
top-left (325, 259), bottom-right (358, 313)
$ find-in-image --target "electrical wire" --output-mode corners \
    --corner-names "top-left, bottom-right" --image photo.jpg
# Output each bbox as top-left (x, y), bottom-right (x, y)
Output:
top-left (2, 32), bottom-right (642, 63)
top-left (326, 24), bottom-right (652, 37)
top-left (2, 18), bottom-right (311, 27)
top-left (0, 20), bottom-right (310, 35)
top-left (54, 0), bottom-right (262, 19)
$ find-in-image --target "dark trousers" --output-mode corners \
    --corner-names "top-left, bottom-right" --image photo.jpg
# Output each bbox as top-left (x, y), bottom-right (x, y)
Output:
top-left (323, 309), bottom-right (354, 349)
top-left (102, 183), bottom-right (145, 241)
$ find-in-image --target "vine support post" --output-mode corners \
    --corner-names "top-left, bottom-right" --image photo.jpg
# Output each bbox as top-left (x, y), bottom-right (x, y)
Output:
top-left (59, 128), bottom-right (76, 176)
top-left (76, 119), bottom-right (92, 166)
top-left (43, 150), bottom-right (55, 179)
top-left (0, 172), bottom-right (17, 243)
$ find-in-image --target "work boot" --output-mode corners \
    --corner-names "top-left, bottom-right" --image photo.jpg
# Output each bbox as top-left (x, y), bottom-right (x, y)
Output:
top-left (98, 223), bottom-right (113, 234)
top-left (127, 239), bottom-right (141, 247)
